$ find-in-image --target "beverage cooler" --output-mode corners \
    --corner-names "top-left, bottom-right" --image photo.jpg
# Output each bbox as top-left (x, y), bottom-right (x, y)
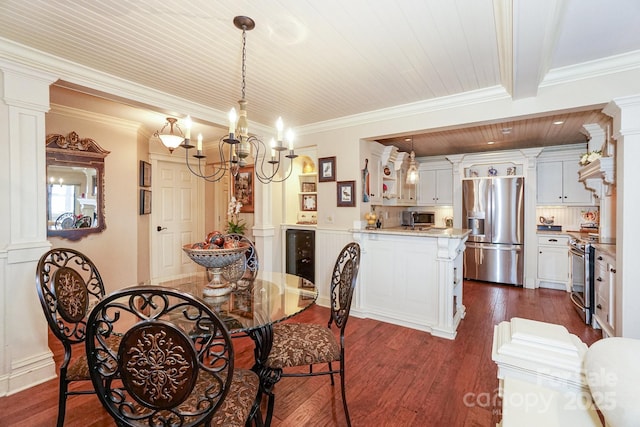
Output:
top-left (286, 229), bottom-right (315, 283)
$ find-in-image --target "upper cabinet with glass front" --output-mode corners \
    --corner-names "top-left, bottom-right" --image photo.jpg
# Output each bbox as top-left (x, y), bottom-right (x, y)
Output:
top-left (46, 131), bottom-right (110, 240)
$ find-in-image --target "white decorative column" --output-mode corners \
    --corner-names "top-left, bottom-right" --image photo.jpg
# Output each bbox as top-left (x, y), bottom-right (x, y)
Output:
top-left (603, 95), bottom-right (640, 339)
top-left (433, 234), bottom-right (467, 339)
top-left (0, 61), bottom-right (57, 395)
top-left (521, 148), bottom-right (543, 289)
top-left (252, 177), bottom-right (277, 272)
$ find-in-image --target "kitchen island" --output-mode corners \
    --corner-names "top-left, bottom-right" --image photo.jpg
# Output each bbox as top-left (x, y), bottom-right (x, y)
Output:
top-left (351, 227), bottom-right (470, 339)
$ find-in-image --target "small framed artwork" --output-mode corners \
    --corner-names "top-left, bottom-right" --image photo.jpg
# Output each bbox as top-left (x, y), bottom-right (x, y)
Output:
top-left (301, 182), bottom-right (316, 193)
top-left (337, 180), bottom-right (356, 207)
top-left (233, 165), bottom-right (254, 213)
top-left (318, 156), bottom-right (336, 182)
top-left (140, 189), bottom-right (151, 215)
top-left (139, 161), bottom-right (151, 187)
top-left (302, 194), bottom-right (317, 211)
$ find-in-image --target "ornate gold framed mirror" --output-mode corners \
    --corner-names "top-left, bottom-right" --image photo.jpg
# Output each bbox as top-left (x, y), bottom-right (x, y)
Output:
top-left (46, 131), bottom-right (109, 240)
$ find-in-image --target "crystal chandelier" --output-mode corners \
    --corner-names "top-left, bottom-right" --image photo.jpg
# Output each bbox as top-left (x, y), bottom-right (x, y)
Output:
top-left (155, 16), bottom-right (297, 183)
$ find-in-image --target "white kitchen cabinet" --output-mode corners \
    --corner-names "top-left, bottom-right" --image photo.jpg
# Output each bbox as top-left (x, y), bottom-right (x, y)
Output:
top-left (537, 160), bottom-right (593, 205)
top-left (593, 248), bottom-right (615, 337)
top-left (417, 168), bottom-right (453, 206)
top-left (536, 234), bottom-right (570, 290)
top-left (367, 150), bottom-right (383, 204)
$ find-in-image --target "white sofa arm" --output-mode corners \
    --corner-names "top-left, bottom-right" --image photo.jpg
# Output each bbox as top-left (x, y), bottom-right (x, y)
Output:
top-left (584, 337), bottom-right (640, 427)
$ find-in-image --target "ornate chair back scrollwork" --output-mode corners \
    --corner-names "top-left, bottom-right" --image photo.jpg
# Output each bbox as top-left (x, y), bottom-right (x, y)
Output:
top-left (35, 248), bottom-right (110, 427)
top-left (265, 242), bottom-right (361, 426)
top-left (85, 286), bottom-right (262, 427)
top-left (222, 234), bottom-right (259, 285)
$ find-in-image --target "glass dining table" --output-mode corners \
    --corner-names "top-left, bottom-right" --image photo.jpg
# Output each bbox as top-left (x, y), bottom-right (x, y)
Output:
top-left (147, 269), bottom-right (318, 425)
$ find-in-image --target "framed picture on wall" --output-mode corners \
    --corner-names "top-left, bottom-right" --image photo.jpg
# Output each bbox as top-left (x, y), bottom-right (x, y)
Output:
top-left (301, 182), bottom-right (316, 193)
top-left (302, 194), bottom-right (317, 211)
top-left (318, 156), bottom-right (336, 182)
top-left (139, 161), bottom-right (151, 187)
top-left (233, 165), bottom-right (254, 213)
top-left (337, 180), bottom-right (356, 207)
top-left (140, 189), bottom-right (151, 215)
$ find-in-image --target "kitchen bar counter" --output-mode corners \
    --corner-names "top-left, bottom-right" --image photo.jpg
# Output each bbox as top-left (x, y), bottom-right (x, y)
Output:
top-left (351, 227), bottom-right (469, 339)
top-left (355, 226), bottom-right (471, 239)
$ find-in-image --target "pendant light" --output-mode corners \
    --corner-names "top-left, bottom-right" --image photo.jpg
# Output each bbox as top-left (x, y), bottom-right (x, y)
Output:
top-left (406, 137), bottom-right (419, 184)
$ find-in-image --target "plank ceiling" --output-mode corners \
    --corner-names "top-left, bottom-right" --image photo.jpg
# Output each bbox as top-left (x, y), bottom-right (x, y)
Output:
top-left (1, 0), bottom-right (639, 156)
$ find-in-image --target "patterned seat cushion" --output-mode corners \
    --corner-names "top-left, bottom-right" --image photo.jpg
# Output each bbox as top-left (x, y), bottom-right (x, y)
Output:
top-left (266, 323), bottom-right (341, 369)
top-left (126, 368), bottom-right (259, 426)
top-left (67, 335), bottom-right (122, 381)
top-left (210, 369), bottom-right (260, 426)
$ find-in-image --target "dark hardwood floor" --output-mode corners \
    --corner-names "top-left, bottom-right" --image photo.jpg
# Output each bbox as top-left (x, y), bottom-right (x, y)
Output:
top-left (0, 281), bottom-right (601, 427)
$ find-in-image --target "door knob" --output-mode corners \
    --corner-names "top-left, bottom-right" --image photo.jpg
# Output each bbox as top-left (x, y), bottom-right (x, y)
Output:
top-left (157, 226), bottom-right (167, 232)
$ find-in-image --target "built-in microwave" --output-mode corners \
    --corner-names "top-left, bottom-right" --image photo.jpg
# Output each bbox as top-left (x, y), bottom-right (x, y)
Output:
top-left (401, 211), bottom-right (436, 228)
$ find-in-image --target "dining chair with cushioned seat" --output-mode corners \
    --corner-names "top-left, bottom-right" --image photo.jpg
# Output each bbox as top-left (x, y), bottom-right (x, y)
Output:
top-left (222, 233), bottom-right (259, 283)
top-left (265, 242), bottom-right (361, 426)
top-left (36, 247), bottom-right (113, 427)
top-left (85, 285), bottom-right (262, 427)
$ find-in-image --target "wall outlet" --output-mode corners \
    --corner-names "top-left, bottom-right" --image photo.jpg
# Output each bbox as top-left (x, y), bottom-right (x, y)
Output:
top-left (326, 215), bottom-right (334, 224)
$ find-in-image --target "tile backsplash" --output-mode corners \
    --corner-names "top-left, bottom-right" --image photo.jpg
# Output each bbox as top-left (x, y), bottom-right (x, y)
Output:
top-left (371, 205), bottom-right (454, 228)
top-left (371, 205), bottom-right (595, 232)
top-left (536, 206), bottom-right (599, 231)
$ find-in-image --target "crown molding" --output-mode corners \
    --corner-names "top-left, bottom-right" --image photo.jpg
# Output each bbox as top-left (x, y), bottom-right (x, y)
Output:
top-left (541, 50), bottom-right (640, 88)
top-left (0, 37), bottom-right (273, 137)
top-left (49, 104), bottom-right (141, 132)
top-left (296, 86), bottom-right (510, 136)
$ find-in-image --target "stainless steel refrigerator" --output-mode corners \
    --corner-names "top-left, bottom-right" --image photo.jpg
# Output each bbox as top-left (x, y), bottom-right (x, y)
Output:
top-left (462, 177), bottom-right (524, 285)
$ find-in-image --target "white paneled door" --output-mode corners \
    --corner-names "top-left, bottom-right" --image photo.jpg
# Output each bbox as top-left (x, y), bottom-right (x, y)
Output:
top-left (151, 158), bottom-right (203, 279)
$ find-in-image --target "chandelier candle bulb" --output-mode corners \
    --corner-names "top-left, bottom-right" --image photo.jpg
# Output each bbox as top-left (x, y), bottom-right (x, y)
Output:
top-left (185, 115), bottom-right (192, 139)
top-left (197, 133), bottom-right (203, 152)
top-left (287, 129), bottom-right (294, 150)
top-left (228, 108), bottom-right (236, 136)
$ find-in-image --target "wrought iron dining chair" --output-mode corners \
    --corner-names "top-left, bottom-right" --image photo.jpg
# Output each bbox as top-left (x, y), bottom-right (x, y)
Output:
top-left (222, 233), bottom-right (259, 283)
top-left (85, 285), bottom-right (262, 427)
top-left (35, 247), bottom-right (113, 427)
top-left (265, 242), bottom-right (361, 426)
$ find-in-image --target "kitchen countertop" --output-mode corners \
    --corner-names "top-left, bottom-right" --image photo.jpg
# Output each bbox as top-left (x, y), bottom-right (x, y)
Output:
top-left (537, 229), bottom-right (616, 251)
top-left (353, 226), bottom-right (471, 239)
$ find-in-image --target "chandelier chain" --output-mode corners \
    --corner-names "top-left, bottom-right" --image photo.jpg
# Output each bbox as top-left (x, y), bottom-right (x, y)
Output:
top-left (241, 26), bottom-right (247, 100)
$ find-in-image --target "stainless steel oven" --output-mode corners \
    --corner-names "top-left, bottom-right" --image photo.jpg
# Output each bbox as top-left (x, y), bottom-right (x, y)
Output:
top-left (569, 237), bottom-right (594, 324)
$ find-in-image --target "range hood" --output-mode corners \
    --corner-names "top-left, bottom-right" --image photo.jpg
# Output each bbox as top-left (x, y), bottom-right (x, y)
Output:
top-left (578, 123), bottom-right (616, 239)
top-left (579, 156), bottom-right (615, 199)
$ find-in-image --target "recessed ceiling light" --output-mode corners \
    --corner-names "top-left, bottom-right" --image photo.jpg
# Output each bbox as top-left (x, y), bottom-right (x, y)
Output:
top-left (404, 138), bottom-right (412, 142)
top-left (487, 141), bottom-right (495, 145)
top-left (553, 120), bottom-right (564, 125)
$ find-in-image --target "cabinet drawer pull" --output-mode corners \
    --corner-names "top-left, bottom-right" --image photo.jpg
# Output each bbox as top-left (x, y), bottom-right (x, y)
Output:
top-left (597, 256), bottom-right (603, 260)
top-left (597, 304), bottom-right (602, 310)
top-left (548, 238), bottom-right (558, 242)
top-left (611, 268), bottom-right (616, 273)
top-left (597, 277), bottom-right (603, 282)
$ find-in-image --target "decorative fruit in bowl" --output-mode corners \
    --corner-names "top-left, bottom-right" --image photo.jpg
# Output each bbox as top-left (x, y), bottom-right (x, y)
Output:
top-left (182, 235), bottom-right (249, 295)
top-left (206, 231), bottom-right (225, 248)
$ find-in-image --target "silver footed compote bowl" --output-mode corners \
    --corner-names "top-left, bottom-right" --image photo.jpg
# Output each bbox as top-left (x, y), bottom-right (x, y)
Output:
top-left (182, 243), bottom-right (248, 296)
